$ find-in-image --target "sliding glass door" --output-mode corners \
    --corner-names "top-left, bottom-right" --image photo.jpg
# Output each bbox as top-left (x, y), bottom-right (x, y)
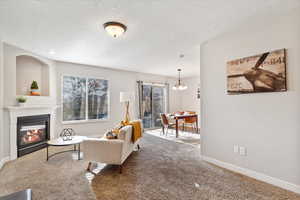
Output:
top-left (141, 83), bottom-right (167, 129)
top-left (142, 85), bottom-right (152, 129)
top-left (152, 86), bottom-right (165, 127)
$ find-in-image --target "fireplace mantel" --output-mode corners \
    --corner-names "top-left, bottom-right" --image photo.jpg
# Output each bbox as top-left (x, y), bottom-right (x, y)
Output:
top-left (5, 105), bottom-right (57, 160)
top-left (6, 105), bottom-right (57, 110)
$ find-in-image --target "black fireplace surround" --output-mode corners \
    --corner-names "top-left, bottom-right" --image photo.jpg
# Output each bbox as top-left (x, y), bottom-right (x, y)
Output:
top-left (17, 114), bottom-right (50, 157)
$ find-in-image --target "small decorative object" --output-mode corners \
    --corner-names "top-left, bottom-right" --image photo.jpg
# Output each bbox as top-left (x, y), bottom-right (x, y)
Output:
top-left (30, 80), bottom-right (40, 96)
top-left (227, 49), bottom-right (286, 94)
top-left (105, 130), bottom-right (117, 139)
top-left (60, 128), bottom-right (76, 141)
top-left (197, 87), bottom-right (200, 99)
top-left (16, 96), bottom-right (27, 107)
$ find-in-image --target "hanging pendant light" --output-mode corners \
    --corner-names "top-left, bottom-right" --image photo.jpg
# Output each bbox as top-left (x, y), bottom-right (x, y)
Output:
top-left (173, 54), bottom-right (187, 90)
top-left (173, 69), bottom-right (187, 90)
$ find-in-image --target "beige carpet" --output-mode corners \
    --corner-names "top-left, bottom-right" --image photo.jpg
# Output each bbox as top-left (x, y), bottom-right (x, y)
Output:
top-left (146, 128), bottom-right (201, 148)
top-left (0, 134), bottom-right (299, 200)
top-left (0, 146), bottom-right (96, 200)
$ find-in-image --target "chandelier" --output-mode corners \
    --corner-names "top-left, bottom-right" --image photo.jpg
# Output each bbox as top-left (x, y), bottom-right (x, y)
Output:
top-left (172, 69), bottom-right (187, 90)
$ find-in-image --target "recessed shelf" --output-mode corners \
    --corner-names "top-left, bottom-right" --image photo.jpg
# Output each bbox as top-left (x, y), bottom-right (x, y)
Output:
top-left (16, 55), bottom-right (50, 96)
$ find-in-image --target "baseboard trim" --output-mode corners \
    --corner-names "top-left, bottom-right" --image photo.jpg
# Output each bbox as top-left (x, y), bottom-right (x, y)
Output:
top-left (0, 156), bottom-right (10, 170)
top-left (202, 156), bottom-right (300, 194)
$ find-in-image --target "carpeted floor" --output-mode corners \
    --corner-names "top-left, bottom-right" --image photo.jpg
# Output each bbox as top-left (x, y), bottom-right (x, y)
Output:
top-left (0, 133), bottom-right (299, 200)
top-left (0, 146), bottom-right (96, 200)
top-left (146, 128), bottom-right (201, 148)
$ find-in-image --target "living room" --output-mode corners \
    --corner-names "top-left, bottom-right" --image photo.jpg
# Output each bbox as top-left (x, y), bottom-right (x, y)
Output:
top-left (0, 0), bottom-right (300, 200)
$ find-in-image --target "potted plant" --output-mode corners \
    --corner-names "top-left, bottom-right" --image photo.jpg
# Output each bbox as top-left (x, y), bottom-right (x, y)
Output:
top-left (30, 80), bottom-right (40, 96)
top-left (16, 96), bottom-right (27, 107)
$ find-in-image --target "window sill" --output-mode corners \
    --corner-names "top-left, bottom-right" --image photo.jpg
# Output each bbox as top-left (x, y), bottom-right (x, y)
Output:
top-left (62, 119), bottom-right (110, 125)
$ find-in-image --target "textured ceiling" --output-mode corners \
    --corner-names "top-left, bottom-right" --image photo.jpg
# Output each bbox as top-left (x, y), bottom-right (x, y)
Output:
top-left (0, 0), bottom-right (299, 77)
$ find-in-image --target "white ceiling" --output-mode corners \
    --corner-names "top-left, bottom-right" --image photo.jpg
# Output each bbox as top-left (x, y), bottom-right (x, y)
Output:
top-left (0, 0), bottom-right (299, 77)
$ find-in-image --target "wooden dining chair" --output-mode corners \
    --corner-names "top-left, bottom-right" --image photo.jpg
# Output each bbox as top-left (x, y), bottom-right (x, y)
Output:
top-left (160, 113), bottom-right (176, 135)
top-left (183, 111), bottom-right (198, 133)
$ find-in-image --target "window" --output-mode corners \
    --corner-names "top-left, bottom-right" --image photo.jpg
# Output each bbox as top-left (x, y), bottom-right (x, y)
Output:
top-left (62, 76), bottom-right (109, 122)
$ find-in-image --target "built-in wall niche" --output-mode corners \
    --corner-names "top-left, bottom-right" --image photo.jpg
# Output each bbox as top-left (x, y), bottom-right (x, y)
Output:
top-left (16, 55), bottom-right (50, 96)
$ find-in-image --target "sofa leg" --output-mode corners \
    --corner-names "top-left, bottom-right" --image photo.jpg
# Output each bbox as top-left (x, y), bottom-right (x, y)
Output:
top-left (86, 162), bottom-right (98, 175)
top-left (86, 162), bottom-right (92, 172)
top-left (119, 165), bottom-right (123, 174)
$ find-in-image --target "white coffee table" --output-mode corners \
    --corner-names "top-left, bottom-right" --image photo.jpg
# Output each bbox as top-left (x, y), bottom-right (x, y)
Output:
top-left (46, 136), bottom-right (86, 161)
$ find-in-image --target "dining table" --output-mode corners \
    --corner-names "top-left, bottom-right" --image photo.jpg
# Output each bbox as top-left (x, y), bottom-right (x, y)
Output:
top-left (169, 113), bottom-right (198, 138)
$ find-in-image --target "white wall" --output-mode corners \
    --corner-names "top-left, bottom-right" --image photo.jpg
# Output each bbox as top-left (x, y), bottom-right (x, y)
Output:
top-left (55, 61), bottom-right (179, 138)
top-left (179, 76), bottom-right (201, 122)
top-left (0, 40), bottom-right (4, 164)
top-left (2, 43), bottom-right (56, 158)
top-left (200, 7), bottom-right (300, 191)
top-left (3, 43), bottom-right (56, 107)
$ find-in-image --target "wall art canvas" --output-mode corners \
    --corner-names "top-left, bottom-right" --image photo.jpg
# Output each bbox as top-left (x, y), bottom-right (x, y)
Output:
top-left (227, 49), bottom-right (286, 94)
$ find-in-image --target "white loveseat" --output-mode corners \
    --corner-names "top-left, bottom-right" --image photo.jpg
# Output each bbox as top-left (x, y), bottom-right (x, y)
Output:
top-left (82, 120), bottom-right (143, 173)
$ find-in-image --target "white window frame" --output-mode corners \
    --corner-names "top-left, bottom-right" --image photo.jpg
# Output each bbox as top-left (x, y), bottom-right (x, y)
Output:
top-left (61, 75), bottom-right (110, 124)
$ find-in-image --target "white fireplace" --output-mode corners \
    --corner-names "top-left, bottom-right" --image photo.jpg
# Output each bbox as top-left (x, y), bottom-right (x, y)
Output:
top-left (5, 105), bottom-right (56, 160)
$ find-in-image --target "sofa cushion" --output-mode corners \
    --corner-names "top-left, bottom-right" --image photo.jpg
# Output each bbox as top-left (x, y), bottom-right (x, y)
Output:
top-left (117, 129), bottom-right (126, 140)
top-left (117, 125), bottom-right (132, 141)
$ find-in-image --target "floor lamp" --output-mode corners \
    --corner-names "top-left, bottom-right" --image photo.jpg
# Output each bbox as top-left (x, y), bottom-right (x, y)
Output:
top-left (120, 92), bottom-right (131, 123)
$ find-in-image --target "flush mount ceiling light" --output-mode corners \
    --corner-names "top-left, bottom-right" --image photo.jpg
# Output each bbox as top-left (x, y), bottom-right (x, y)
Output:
top-left (103, 21), bottom-right (127, 38)
top-left (173, 69), bottom-right (188, 91)
top-left (48, 50), bottom-right (55, 55)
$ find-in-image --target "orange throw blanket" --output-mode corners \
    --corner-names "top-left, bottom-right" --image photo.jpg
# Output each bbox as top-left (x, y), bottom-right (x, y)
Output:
top-left (122, 120), bottom-right (142, 142)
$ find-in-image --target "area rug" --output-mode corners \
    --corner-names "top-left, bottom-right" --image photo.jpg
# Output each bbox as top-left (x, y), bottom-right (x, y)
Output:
top-left (146, 128), bottom-right (201, 148)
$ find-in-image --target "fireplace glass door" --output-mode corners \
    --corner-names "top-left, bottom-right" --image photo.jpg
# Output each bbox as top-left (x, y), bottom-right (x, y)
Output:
top-left (19, 125), bottom-right (47, 147)
top-left (17, 114), bottom-right (50, 157)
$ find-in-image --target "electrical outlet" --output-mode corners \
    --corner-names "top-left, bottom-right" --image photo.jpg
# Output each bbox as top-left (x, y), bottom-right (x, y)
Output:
top-left (239, 146), bottom-right (247, 156)
top-left (233, 145), bottom-right (239, 153)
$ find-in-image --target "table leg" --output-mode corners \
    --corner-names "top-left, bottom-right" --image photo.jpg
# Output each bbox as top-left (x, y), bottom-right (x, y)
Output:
top-left (46, 145), bottom-right (49, 161)
top-left (196, 116), bottom-right (199, 134)
top-left (176, 118), bottom-right (179, 138)
top-left (78, 144), bottom-right (81, 160)
top-left (74, 144), bottom-right (76, 151)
